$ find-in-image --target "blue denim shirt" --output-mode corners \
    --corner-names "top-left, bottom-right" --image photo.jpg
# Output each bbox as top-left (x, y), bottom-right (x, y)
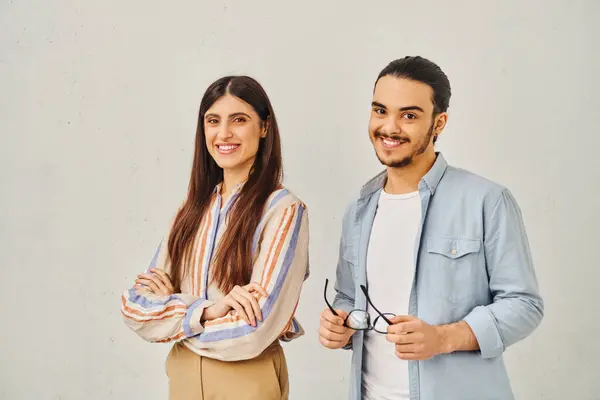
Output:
top-left (332, 153), bottom-right (543, 400)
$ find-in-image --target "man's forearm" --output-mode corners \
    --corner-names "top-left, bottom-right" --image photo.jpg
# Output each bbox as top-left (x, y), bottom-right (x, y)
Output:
top-left (436, 320), bottom-right (480, 354)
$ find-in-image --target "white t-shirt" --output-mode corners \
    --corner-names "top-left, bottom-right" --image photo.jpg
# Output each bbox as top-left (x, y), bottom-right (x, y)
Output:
top-left (362, 189), bottom-right (421, 400)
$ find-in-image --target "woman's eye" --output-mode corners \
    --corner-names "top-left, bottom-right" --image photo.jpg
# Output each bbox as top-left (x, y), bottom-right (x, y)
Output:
top-left (233, 117), bottom-right (245, 123)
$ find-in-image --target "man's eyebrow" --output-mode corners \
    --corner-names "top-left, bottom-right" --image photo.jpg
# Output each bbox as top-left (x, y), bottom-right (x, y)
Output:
top-left (371, 102), bottom-right (425, 113)
top-left (398, 106), bottom-right (425, 113)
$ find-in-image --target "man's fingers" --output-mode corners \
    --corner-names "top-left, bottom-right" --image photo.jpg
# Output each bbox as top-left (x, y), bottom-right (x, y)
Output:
top-left (322, 319), bottom-right (346, 334)
top-left (319, 335), bottom-right (344, 350)
top-left (321, 309), bottom-right (345, 326)
top-left (318, 326), bottom-right (348, 342)
top-left (395, 343), bottom-right (430, 361)
top-left (387, 333), bottom-right (413, 344)
top-left (387, 330), bottom-right (424, 344)
top-left (318, 331), bottom-right (345, 349)
top-left (389, 315), bottom-right (418, 324)
top-left (395, 342), bottom-right (421, 352)
top-left (387, 320), bottom-right (420, 335)
top-left (395, 349), bottom-right (422, 361)
top-left (319, 335), bottom-right (340, 349)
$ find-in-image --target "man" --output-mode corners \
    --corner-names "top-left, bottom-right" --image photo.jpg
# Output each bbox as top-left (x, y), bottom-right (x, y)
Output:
top-left (319, 56), bottom-right (543, 400)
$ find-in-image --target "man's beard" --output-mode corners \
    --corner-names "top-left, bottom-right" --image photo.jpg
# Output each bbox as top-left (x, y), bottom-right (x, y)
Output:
top-left (374, 122), bottom-right (434, 168)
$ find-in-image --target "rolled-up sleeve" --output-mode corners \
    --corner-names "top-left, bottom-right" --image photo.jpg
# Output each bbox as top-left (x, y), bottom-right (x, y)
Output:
top-left (121, 238), bottom-right (214, 343)
top-left (333, 202), bottom-right (357, 315)
top-left (464, 189), bottom-right (544, 359)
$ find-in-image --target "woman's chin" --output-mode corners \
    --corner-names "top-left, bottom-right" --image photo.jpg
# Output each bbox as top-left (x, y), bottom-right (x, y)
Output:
top-left (214, 160), bottom-right (252, 175)
top-left (213, 157), bottom-right (240, 170)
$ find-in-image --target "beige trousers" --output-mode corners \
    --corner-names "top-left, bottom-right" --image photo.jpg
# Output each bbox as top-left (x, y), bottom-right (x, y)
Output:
top-left (165, 341), bottom-right (289, 400)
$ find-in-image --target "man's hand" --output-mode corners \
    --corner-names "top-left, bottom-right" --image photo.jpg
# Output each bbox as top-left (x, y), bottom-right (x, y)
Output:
top-left (319, 308), bottom-right (355, 349)
top-left (387, 315), bottom-right (479, 360)
top-left (386, 315), bottom-right (449, 361)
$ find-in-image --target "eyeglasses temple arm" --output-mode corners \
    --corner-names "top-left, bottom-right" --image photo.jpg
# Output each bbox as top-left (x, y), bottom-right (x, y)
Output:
top-left (360, 285), bottom-right (393, 325)
top-left (324, 279), bottom-right (339, 317)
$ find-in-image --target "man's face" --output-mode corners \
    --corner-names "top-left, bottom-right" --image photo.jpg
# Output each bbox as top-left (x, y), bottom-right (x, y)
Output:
top-left (369, 76), bottom-right (442, 168)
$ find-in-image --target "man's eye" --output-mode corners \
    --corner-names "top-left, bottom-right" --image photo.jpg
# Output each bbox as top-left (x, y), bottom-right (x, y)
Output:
top-left (374, 108), bottom-right (386, 115)
top-left (403, 113), bottom-right (416, 120)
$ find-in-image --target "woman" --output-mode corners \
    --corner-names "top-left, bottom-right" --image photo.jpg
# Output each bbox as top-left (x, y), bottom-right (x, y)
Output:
top-left (121, 76), bottom-right (309, 400)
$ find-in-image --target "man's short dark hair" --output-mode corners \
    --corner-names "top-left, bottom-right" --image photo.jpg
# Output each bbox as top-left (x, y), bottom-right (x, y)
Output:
top-left (376, 56), bottom-right (451, 114)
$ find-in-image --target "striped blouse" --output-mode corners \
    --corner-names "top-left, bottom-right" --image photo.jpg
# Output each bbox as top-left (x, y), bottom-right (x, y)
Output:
top-left (121, 185), bottom-right (309, 361)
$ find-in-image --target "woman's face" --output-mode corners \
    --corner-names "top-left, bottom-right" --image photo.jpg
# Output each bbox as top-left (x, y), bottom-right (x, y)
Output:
top-left (204, 94), bottom-right (266, 175)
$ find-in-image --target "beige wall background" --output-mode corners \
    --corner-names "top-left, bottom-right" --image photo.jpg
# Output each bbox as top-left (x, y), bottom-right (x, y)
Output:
top-left (1, 0), bottom-right (598, 398)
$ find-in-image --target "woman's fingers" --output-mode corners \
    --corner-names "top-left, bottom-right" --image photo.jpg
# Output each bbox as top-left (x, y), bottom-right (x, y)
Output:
top-left (137, 273), bottom-right (169, 296)
top-left (136, 277), bottom-right (161, 294)
top-left (230, 287), bottom-right (258, 326)
top-left (233, 285), bottom-right (263, 322)
top-left (244, 282), bottom-right (268, 297)
top-left (150, 269), bottom-right (175, 293)
top-left (224, 296), bottom-right (251, 325)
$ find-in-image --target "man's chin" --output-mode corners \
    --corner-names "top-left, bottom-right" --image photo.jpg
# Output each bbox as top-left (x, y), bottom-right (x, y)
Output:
top-left (376, 153), bottom-right (413, 169)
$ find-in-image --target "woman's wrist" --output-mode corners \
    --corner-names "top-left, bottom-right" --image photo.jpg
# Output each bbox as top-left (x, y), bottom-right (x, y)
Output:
top-left (201, 304), bottom-right (218, 322)
top-left (200, 302), bottom-right (229, 322)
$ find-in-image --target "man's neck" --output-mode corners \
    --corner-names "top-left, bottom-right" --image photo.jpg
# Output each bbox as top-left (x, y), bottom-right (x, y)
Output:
top-left (384, 151), bottom-right (437, 195)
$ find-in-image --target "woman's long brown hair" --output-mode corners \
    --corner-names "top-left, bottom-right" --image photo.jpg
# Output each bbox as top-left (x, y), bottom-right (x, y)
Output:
top-left (167, 76), bottom-right (282, 294)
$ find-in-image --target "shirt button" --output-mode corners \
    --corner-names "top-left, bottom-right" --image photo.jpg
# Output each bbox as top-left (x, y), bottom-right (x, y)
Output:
top-left (451, 249), bottom-right (457, 255)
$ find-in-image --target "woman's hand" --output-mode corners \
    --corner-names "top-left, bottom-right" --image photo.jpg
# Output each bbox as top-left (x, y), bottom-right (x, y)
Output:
top-left (203, 282), bottom-right (268, 327)
top-left (135, 268), bottom-right (175, 296)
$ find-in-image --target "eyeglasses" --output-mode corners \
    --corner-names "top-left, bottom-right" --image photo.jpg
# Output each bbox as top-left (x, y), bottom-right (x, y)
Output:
top-left (324, 279), bottom-right (395, 334)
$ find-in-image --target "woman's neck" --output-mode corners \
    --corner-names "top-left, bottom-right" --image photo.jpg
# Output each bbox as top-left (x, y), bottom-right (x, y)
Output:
top-left (221, 165), bottom-right (251, 203)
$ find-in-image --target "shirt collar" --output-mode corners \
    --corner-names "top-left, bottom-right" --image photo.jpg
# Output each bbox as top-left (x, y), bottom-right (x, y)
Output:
top-left (213, 180), bottom-right (247, 196)
top-left (359, 152), bottom-right (449, 199)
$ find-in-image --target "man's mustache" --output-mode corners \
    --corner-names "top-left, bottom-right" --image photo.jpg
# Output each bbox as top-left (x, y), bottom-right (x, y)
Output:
top-left (374, 131), bottom-right (410, 142)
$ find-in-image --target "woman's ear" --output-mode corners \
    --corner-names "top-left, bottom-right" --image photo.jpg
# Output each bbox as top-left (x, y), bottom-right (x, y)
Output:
top-left (261, 119), bottom-right (269, 138)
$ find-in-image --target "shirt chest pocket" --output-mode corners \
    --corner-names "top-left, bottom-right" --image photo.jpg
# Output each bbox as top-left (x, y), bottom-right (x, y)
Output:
top-left (424, 237), bottom-right (483, 303)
